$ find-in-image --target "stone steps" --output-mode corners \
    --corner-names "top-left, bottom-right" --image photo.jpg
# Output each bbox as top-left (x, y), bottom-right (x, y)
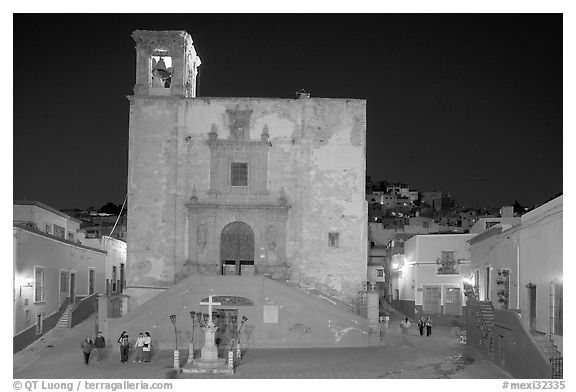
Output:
top-left (56, 305), bottom-right (74, 328)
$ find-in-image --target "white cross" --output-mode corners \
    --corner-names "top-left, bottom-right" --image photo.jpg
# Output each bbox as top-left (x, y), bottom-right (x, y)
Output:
top-left (199, 295), bottom-right (221, 324)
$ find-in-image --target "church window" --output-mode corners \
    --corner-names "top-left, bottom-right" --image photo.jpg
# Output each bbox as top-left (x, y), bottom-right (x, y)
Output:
top-left (328, 232), bottom-right (340, 247)
top-left (231, 162), bottom-right (248, 187)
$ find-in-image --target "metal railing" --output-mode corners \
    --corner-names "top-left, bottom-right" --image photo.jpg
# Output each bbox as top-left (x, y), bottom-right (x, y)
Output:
top-left (550, 356), bottom-right (563, 379)
top-left (464, 284), bottom-right (491, 341)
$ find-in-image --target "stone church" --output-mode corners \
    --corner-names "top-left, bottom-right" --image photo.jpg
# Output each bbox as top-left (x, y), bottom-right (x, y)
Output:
top-left (113, 30), bottom-right (371, 349)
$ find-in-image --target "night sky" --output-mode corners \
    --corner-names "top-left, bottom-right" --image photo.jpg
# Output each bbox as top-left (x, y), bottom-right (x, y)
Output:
top-left (13, 14), bottom-right (563, 211)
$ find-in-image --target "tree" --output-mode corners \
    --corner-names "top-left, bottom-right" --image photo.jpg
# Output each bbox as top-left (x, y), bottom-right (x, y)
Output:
top-left (98, 202), bottom-right (121, 215)
top-left (512, 200), bottom-right (525, 216)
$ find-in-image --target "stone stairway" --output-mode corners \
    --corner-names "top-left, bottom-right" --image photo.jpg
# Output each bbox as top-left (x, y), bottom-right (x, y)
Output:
top-left (532, 333), bottom-right (562, 379)
top-left (287, 281), bottom-right (355, 314)
top-left (56, 304), bottom-right (74, 328)
top-left (477, 301), bottom-right (495, 355)
top-left (532, 334), bottom-right (561, 360)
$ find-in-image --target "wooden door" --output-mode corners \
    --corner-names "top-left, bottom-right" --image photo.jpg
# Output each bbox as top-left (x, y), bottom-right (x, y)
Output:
top-left (70, 273), bottom-right (76, 303)
top-left (527, 284), bottom-right (537, 331)
top-left (423, 285), bottom-right (442, 314)
top-left (444, 287), bottom-right (462, 315)
top-left (220, 222), bottom-right (254, 275)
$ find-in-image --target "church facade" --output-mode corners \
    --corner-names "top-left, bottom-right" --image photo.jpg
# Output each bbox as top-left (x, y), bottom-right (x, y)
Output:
top-left (126, 30), bottom-right (368, 311)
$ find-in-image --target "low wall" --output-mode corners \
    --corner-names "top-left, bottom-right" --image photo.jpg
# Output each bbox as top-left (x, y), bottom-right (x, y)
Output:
top-left (13, 298), bottom-right (69, 353)
top-left (71, 293), bottom-right (99, 328)
top-left (465, 305), bottom-right (490, 357)
top-left (106, 275), bottom-right (373, 351)
top-left (390, 299), bottom-right (415, 320)
top-left (492, 309), bottom-right (552, 378)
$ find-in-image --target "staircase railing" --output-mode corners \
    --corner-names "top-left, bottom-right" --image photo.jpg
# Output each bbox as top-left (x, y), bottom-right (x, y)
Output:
top-left (464, 284), bottom-right (491, 343)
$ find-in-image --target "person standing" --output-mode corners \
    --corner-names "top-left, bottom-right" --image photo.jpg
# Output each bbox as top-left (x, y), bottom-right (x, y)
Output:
top-left (401, 317), bottom-right (411, 336)
top-left (133, 333), bottom-right (145, 363)
top-left (81, 336), bottom-right (94, 365)
top-left (94, 331), bottom-right (106, 364)
top-left (426, 317), bottom-right (433, 336)
top-left (118, 331), bottom-right (131, 363)
top-left (142, 332), bottom-right (152, 362)
top-left (418, 317), bottom-right (425, 336)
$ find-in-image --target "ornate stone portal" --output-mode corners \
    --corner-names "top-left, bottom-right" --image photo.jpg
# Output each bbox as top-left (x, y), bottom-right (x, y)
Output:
top-left (184, 109), bottom-right (291, 280)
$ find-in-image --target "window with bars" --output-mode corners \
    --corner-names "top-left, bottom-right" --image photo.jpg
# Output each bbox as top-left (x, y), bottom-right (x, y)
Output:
top-left (60, 271), bottom-right (68, 293)
top-left (231, 162), bottom-right (248, 186)
top-left (34, 267), bottom-right (45, 303)
top-left (112, 266), bottom-right (117, 293)
top-left (437, 251), bottom-right (458, 275)
top-left (328, 232), bottom-right (340, 247)
top-left (89, 269), bottom-right (95, 295)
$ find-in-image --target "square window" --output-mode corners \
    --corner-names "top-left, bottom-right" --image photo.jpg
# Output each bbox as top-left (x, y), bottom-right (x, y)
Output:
top-left (377, 269), bottom-right (384, 278)
top-left (231, 162), bottom-right (248, 186)
top-left (328, 232), bottom-right (340, 247)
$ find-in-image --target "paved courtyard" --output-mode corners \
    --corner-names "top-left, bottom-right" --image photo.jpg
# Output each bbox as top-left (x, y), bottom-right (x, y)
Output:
top-left (14, 315), bottom-right (510, 379)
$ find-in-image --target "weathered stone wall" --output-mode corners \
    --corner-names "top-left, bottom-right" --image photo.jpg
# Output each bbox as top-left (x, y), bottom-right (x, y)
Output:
top-left (107, 275), bottom-right (374, 349)
top-left (126, 97), bottom-right (367, 308)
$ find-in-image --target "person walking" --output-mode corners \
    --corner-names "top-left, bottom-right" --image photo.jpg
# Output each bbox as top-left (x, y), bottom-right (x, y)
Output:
top-left (81, 336), bottom-right (94, 365)
top-left (426, 317), bottom-right (433, 336)
top-left (401, 317), bottom-right (411, 336)
top-left (94, 330), bottom-right (106, 364)
top-left (118, 331), bottom-right (131, 363)
top-left (418, 317), bottom-right (425, 336)
top-left (142, 332), bottom-right (152, 363)
top-left (133, 333), bottom-right (145, 363)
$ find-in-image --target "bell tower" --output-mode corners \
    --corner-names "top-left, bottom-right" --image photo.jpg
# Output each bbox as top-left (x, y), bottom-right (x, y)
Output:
top-left (131, 30), bottom-right (201, 97)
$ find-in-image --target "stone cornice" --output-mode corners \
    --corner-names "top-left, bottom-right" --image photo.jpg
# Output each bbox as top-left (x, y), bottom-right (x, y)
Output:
top-left (186, 201), bottom-right (290, 211)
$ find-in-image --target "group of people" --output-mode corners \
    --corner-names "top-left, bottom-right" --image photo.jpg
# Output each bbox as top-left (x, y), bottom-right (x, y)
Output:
top-left (80, 330), bottom-right (107, 365)
top-left (417, 316), bottom-right (433, 336)
top-left (80, 330), bottom-right (152, 365)
top-left (399, 316), bottom-right (433, 337)
top-left (118, 331), bottom-right (152, 363)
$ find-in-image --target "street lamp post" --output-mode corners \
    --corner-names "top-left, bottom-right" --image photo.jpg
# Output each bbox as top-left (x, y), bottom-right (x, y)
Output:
top-left (188, 311), bottom-right (196, 363)
top-left (169, 314), bottom-right (179, 369)
top-left (236, 315), bottom-right (248, 360)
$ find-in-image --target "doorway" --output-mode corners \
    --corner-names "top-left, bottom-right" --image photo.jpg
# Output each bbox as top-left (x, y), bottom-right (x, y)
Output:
top-left (423, 285), bottom-right (442, 314)
top-left (213, 309), bottom-right (238, 356)
top-left (220, 222), bottom-right (254, 275)
top-left (485, 267), bottom-right (491, 301)
top-left (527, 283), bottom-right (537, 331)
top-left (70, 273), bottom-right (76, 303)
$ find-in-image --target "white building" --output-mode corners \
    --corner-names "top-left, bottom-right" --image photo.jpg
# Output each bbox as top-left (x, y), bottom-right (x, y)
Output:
top-left (469, 196), bottom-right (562, 352)
top-left (394, 233), bottom-right (476, 315)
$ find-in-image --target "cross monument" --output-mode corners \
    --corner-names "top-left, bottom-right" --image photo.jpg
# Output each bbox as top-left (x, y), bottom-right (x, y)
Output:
top-left (200, 295), bottom-right (221, 325)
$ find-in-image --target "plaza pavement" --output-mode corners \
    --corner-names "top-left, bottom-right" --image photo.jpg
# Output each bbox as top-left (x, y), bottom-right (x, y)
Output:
top-left (14, 314), bottom-right (510, 379)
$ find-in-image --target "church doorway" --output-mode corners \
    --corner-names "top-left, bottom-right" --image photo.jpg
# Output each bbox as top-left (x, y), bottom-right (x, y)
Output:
top-left (214, 309), bottom-right (238, 356)
top-left (220, 222), bottom-right (254, 275)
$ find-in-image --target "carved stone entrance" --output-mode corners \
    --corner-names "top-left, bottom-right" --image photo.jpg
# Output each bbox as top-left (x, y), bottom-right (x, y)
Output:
top-left (220, 222), bottom-right (254, 275)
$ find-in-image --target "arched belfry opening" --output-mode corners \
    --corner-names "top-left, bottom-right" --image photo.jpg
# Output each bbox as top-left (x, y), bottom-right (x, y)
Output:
top-left (220, 222), bottom-right (254, 275)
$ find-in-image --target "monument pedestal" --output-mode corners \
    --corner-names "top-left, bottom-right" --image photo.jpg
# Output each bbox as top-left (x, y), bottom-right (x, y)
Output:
top-left (181, 324), bottom-right (234, 375)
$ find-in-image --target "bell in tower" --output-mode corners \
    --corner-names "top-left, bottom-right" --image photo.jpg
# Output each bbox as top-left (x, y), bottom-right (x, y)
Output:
top-left (131, 30), bottom-right (201, 97)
